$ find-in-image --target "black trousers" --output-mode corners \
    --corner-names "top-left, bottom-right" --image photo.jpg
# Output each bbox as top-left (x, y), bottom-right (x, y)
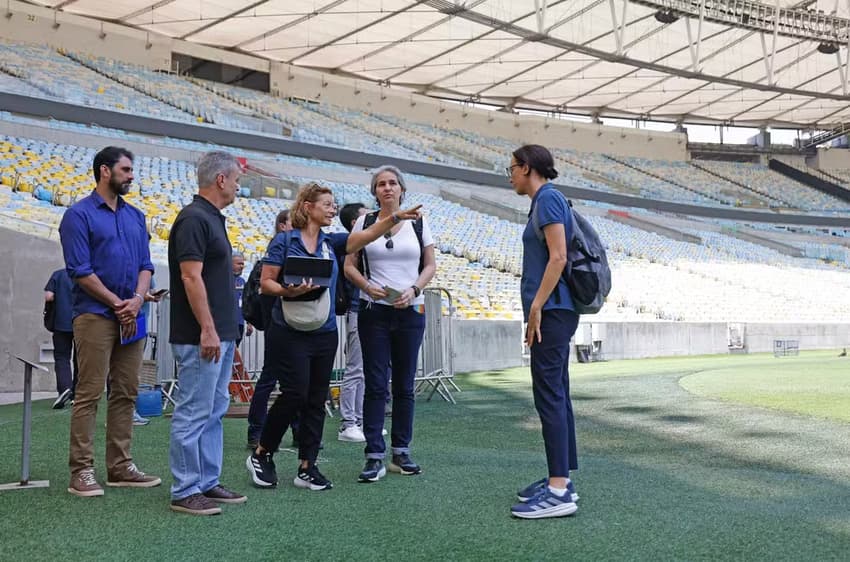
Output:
top-left (52, 330), bottom-right (77, 394)
top-left (259, 322), bottom-right (338, 463)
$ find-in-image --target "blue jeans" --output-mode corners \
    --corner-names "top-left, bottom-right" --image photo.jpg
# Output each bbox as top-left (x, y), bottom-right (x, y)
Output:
top-left (359, 302), bottom-right (425, 460)
top-left (530, 309), bottom-right (579, 477)
top-left (169, 341), bottom-right (236, 500)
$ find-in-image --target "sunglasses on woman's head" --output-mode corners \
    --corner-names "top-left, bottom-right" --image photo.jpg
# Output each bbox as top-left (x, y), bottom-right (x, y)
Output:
top-left (384, 232), bottom-right (393, 250)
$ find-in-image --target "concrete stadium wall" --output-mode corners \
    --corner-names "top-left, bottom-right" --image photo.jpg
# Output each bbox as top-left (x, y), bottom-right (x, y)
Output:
top-left (743, 323), bottom-right (850, 353)
top-left (0, 226), bottom-right (64, 392)
top-left (811, 148), bottom-right (850, 171)
top-left (596, 322), bottom-right (730, 360)
top-left (593, 321), bottom-right (850, 361)
top-left (1, 1), bottom-right (172, 68)
top-left (771, 154), bottom-right (809, 168)
top-left (450, 320), bottom-right (523, 374)
top-left (445, 320), bottom-right (850, 372)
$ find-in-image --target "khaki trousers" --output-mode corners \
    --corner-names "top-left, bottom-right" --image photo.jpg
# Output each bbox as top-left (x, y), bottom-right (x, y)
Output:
top-left (69, 314), bottom-right (144, 476)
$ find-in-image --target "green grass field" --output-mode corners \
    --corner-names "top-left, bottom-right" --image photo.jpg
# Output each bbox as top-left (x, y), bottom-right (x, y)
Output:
top-left (2, 350), bottom-right (850, 561)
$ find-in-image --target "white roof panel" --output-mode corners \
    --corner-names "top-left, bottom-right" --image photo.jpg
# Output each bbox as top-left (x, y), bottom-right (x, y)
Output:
top-left (33, 0), bottom-right (850, 126)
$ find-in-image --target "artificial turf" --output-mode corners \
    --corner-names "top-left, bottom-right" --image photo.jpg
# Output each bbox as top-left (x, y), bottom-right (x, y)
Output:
top-left (2, 351), bottom-right (850, 561)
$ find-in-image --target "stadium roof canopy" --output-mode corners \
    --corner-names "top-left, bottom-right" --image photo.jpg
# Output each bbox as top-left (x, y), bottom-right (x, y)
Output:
top-left (25, 0), bottom-right (850, 128)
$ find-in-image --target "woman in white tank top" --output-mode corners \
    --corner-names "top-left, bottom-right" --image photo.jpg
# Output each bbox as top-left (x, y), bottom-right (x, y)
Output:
top-left (344, 165), bottom-right (436, 483)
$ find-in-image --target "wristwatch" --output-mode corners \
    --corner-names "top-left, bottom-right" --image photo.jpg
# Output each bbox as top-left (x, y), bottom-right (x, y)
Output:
top-left (391, 213), bottom-right (401, 225)
top-left (411, 285), bottom-right (422, 298)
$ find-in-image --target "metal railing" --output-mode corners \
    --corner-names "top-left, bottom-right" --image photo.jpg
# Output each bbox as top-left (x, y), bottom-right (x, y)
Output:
top-left (153, 288), bottom-right (459, 408)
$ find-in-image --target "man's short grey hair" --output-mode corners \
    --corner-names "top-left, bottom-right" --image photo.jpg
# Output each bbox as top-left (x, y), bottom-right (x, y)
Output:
top-left (232, 250), bottom-right (244, 259)
top-left (197, 151), bottom-right (240, 188)
top-left (369, 164), bottom-right (407, 196)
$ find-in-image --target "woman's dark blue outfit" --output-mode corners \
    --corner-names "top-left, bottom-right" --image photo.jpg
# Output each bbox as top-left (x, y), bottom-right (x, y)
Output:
top-left (258, 229), bottom-right (347, 463)
top-left (522, 183), bottom-right (580, 477)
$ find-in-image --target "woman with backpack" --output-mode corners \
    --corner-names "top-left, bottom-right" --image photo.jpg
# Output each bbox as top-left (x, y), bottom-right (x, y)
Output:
top-left (343, 165), bottom-right (437, 483)
top-left (246, 182), bottom-right (421, 490)
top-left (507, 145), bottom-right (581, 519)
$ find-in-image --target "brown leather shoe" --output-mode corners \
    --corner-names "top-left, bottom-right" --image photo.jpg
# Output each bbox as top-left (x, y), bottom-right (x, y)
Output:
top-left (68, 468), bottom-right (104, 497)
top-left (106, 463), bottom-right (162, 488)
top-left (203, 484), bottom-right (247, 504)
top-left (170, 493), bottom-right (222, 516)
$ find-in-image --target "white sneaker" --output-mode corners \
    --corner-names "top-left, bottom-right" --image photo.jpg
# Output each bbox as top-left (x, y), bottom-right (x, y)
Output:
top-left (338, 426), bottom-right (366, 443)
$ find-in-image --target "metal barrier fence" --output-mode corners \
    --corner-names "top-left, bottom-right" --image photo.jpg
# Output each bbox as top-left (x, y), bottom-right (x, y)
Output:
top-left (773, 339), bottom-right (800, 357)
top-left (151, 288), bottom-right (457, 408)
top-left (415, 287), bottom-right (459, 403)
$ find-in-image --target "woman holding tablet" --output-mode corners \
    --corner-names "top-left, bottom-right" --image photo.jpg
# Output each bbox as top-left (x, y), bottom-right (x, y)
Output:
top-left (344, 165), bottom-right (437, 483)
top-left (246, 182), bottom-right (420, 490)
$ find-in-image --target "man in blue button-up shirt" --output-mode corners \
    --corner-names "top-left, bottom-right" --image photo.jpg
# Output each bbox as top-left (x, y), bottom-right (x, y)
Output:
top-left (59, 146), bottom-right (161, 498)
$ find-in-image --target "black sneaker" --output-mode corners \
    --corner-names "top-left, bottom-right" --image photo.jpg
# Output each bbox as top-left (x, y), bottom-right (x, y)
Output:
top-left (246, 451), bottom-right (277, 488)
top-left (293, 464), bottom-right (333, 491)
top-left (389, 454), bottom-right (422, 475)
top-left (358, 459), bottom-right (387, 483)
top-left (53, 388), bottom-right (73, 410)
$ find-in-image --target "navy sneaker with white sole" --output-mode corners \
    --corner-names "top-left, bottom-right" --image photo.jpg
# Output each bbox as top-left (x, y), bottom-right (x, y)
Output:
top-left (517, 478), bottom-right (579, 503)
top-left (389, 454), bottom-right (422, 475)
top-left (511, 487), bottom-right (578, 519)
top-left (358, 459), bottom-right (387, 483)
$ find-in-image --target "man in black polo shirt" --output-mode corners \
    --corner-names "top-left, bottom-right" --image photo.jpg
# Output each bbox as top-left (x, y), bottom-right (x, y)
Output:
top-left (167, 151), bottom-right (246, 516)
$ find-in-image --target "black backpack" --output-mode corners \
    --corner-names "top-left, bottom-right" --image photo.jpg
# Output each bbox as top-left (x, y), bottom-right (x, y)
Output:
top-left (335, 251), bottom-right (352, 316)
top-left (531, 194), bottom-right (611, 314)
top-left (242, 260), bottom-right (273, 331)
top-left (43, 300), bottom-right (56, 332)
top-left (359, 212), bottom-right (425, 278)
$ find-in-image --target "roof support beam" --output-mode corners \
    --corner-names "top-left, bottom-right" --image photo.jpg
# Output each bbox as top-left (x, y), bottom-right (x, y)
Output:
top-left (683, 3), bottom-right (707, 73)
top-left (608, 0), bottom-right (628, 56)
top-left (179, 0), bottom-right (270, 41)
top-left (288, 0), bottom-right (429, 64)
top-left (535, 0), bottom-right (547, 34)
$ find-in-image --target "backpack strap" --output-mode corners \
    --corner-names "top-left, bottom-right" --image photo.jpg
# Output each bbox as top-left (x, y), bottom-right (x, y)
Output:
top-left (360, 211), bottom-right (379, 280)
top-left (412, 216), bottom-right (425, 274)
top-left (359, 212), bottom-right (426, 278)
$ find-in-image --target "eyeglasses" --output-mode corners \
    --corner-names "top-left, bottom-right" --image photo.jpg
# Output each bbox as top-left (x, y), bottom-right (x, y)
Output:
top-left (384, 232), bottom-right (393, 250)
top-left (504, 164), bottom-right (521, 177)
